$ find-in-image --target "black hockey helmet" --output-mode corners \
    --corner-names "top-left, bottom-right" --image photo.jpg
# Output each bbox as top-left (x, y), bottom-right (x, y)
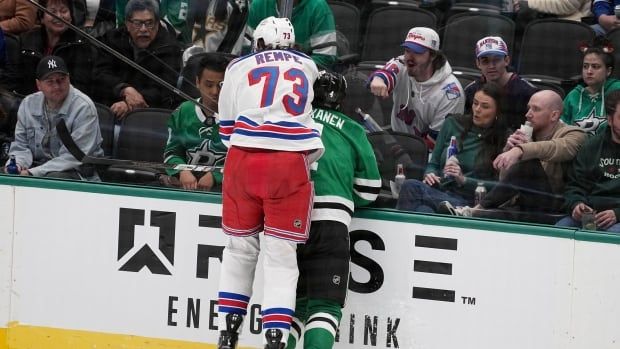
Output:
top-left (312, 70), bottom-right (347, 111)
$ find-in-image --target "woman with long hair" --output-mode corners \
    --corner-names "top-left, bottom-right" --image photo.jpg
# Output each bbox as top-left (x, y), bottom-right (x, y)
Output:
top-left (1, 0), bottom-right (96, 96)
top-left (396, 82), bottom-right (508, 213)
top-left (561, 37), bottom-right (620, 135)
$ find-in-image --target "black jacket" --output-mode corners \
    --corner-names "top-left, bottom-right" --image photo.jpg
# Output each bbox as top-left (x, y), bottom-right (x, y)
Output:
top-left (93, 26), bottom-right (182, 109)
top-left (2, 27), bottom-right (96, 96)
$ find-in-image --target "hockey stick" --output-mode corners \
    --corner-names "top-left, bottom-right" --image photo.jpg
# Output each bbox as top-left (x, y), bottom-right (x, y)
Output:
top-left (56, 119), bottom-right (222, 173)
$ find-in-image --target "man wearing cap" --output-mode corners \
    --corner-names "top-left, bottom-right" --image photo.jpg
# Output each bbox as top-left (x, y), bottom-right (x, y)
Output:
top-left (464, 36), bottom-right (537, 131)
top-left (4, 55), bottom-right (104, 179)
top-left (368, 27), bottom-right (465, 150)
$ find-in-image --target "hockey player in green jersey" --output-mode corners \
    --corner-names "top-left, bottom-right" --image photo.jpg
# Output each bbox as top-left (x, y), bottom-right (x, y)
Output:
top-left (246, 0), bottom-right (338, 69)
top-left (286, 71), bottom-right (381, 349)
top-left (163, 52), bottom-right (230, 191)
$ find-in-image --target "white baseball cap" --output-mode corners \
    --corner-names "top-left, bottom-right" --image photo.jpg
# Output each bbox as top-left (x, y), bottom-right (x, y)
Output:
top-left (475, 36), bottom-right (509, 58)
top-left (401, 27), bottom-right (440, 54)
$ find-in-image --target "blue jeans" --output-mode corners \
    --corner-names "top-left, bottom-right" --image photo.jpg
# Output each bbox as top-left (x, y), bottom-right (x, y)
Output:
top-left (555, 216), bottom-right (620, 233)
top-left (396, 179), bottom-right (469, 213)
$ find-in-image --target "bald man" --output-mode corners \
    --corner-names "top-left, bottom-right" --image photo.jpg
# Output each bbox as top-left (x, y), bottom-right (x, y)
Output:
top-left (448, 90), bottom-right (588, 221)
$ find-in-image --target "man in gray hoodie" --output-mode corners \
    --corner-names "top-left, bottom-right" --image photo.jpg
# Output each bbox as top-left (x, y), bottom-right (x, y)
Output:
top-left (368, 27), bottom-right (465, 151)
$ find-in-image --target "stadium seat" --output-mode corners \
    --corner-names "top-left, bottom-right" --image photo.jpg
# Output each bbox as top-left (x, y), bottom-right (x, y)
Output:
top-left (367, 130), bottom-right (428, 191)
top-left (359, 6), bottom-right (437, 67)
top-left (116, 108), bottom-right (172, 163)
top-left (517, 18), bottom-right (595, 84)
top-left (442, 12), bottom-right (515, 75)
top-left (342, 65), bottom-right (392, 129)
top-left (94, 102), bottom-right (116, 157)
top-left (100, 108), bottom-right (172, 184)
top-left (328, 0), bottom-right (362, 55)
top-left (442, 2), bottom-right (502, 26)
top-left (525, 78), bottom-right (567, 99)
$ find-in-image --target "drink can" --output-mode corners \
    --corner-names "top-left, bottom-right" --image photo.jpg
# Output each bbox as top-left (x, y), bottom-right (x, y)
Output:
top-left (474, 182), bottom-right (486, 206)
top-left (615, 4), bottom-right (620, 18)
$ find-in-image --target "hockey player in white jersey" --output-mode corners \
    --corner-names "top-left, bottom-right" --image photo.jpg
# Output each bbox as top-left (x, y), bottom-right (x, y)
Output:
top-left (216, 16), bottom-right (323, 349)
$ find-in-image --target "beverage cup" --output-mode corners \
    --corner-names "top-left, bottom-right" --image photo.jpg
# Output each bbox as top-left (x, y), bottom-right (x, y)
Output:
top-left (581, 210), bottom-right (597, 231)
top-left (520, 123), bottom-right (533, 142)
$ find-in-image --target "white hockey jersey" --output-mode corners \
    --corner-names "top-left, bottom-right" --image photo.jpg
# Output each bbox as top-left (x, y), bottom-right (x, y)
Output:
top-left (369, 57), bottom-right (465, 144)
top-left (218, 49), bottom-right (324, 156)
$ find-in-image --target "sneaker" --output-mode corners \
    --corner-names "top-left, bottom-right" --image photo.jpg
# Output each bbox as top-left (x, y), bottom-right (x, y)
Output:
top-left (438, 201), bottom-right (472, 217)
top-left (437, 201), bottom-right (458, 215)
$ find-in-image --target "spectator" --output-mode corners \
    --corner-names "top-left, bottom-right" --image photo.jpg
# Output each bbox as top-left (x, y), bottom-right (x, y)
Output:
top-left (561, 38), bottom-right (620, 134)
top-left (94, 0), bottom-right (182, 119)
top-left (288, 70), bottom-right (380, 349)
top-left (514, 0), bottom-right (591, 21)
top-left (163, 52), bottom-right (230, 191)
top-left (592, 0), bottom-right (620, 35)
top-left (555, 89), bottom-right (620, 232)
top-left (464, 36), bottom-right (537, 131)
top-left (246, 0), bottom-right (338, 69)
top-left (1, 0), bottom-right (97, 96)
top-left (116, 0), bottom-right (190, 43)
top-left (451, 90), bottom-right (587, 220)
top-left (188, 0), bottom-right (248, 54)
top-left (4, 56), bottom-right (103, 179)
top-left (368, 27), bottom-right (465, 151)
top-left (395, 82), bottom-right (507, 213)
top-left (215, 17), bottom-right (322, 349)
top-left (0, 0), bottom-right (36, 35)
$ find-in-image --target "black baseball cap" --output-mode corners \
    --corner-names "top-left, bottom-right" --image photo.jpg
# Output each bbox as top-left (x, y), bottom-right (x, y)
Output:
top-left (36, 55), bottom-right (69, 80)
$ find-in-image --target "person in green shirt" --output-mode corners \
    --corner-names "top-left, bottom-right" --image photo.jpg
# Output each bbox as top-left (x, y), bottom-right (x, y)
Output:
top-left (245, 0), bottom-right (337, 69)
top-left (163, 52), bottom-right (230, 191)
top-left (561, 38), bottom-right (620, 135)
top-left (396, 82), bottom-right (508, 213)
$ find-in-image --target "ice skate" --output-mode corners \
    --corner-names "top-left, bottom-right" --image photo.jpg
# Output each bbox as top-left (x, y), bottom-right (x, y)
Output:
top-left (264, 328), bottom-right (285, 349)
top-left (217, 313), bottom-right (243, 349)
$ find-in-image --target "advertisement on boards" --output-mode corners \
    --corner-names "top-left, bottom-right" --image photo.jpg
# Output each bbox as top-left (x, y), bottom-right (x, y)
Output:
top-left (5, 185), bottom-right (614, 348)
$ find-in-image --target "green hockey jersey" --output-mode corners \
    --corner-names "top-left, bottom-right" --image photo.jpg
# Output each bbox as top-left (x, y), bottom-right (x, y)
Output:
top-left (164, 100), bottom-right (227, 185)
top-left (311, 108), bottom-right (381, 225)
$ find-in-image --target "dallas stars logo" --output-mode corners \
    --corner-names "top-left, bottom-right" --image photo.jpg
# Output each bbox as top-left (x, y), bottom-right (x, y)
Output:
top-left (185, 126), bottom-right (226, 166)
top-left (575, 108), bottom-right (605, 134)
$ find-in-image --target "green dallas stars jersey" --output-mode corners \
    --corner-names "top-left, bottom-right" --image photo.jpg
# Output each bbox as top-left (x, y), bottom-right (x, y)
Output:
top-left (164, 100), bottom-right (227, 186)
top-left (311, 108), bottom-right (381, 225)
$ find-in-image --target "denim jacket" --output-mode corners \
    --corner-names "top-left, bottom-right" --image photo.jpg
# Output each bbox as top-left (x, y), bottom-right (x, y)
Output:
top-left (8, 86), bottom-right (104, 178)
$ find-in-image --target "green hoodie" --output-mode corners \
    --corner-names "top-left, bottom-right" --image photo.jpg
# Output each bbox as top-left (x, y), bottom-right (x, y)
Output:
top-left (561, 78), bottom-right (620, 134)
top-left (563, 126), bottom-right (620, 218)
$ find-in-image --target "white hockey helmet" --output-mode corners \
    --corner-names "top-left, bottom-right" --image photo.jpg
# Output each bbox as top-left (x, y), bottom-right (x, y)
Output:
top-left (252, 16), bottom-right (296, 52)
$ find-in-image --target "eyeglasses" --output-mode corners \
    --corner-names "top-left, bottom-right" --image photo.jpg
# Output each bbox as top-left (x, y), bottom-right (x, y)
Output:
top-left (127, 19), bottom-right (156, 30)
